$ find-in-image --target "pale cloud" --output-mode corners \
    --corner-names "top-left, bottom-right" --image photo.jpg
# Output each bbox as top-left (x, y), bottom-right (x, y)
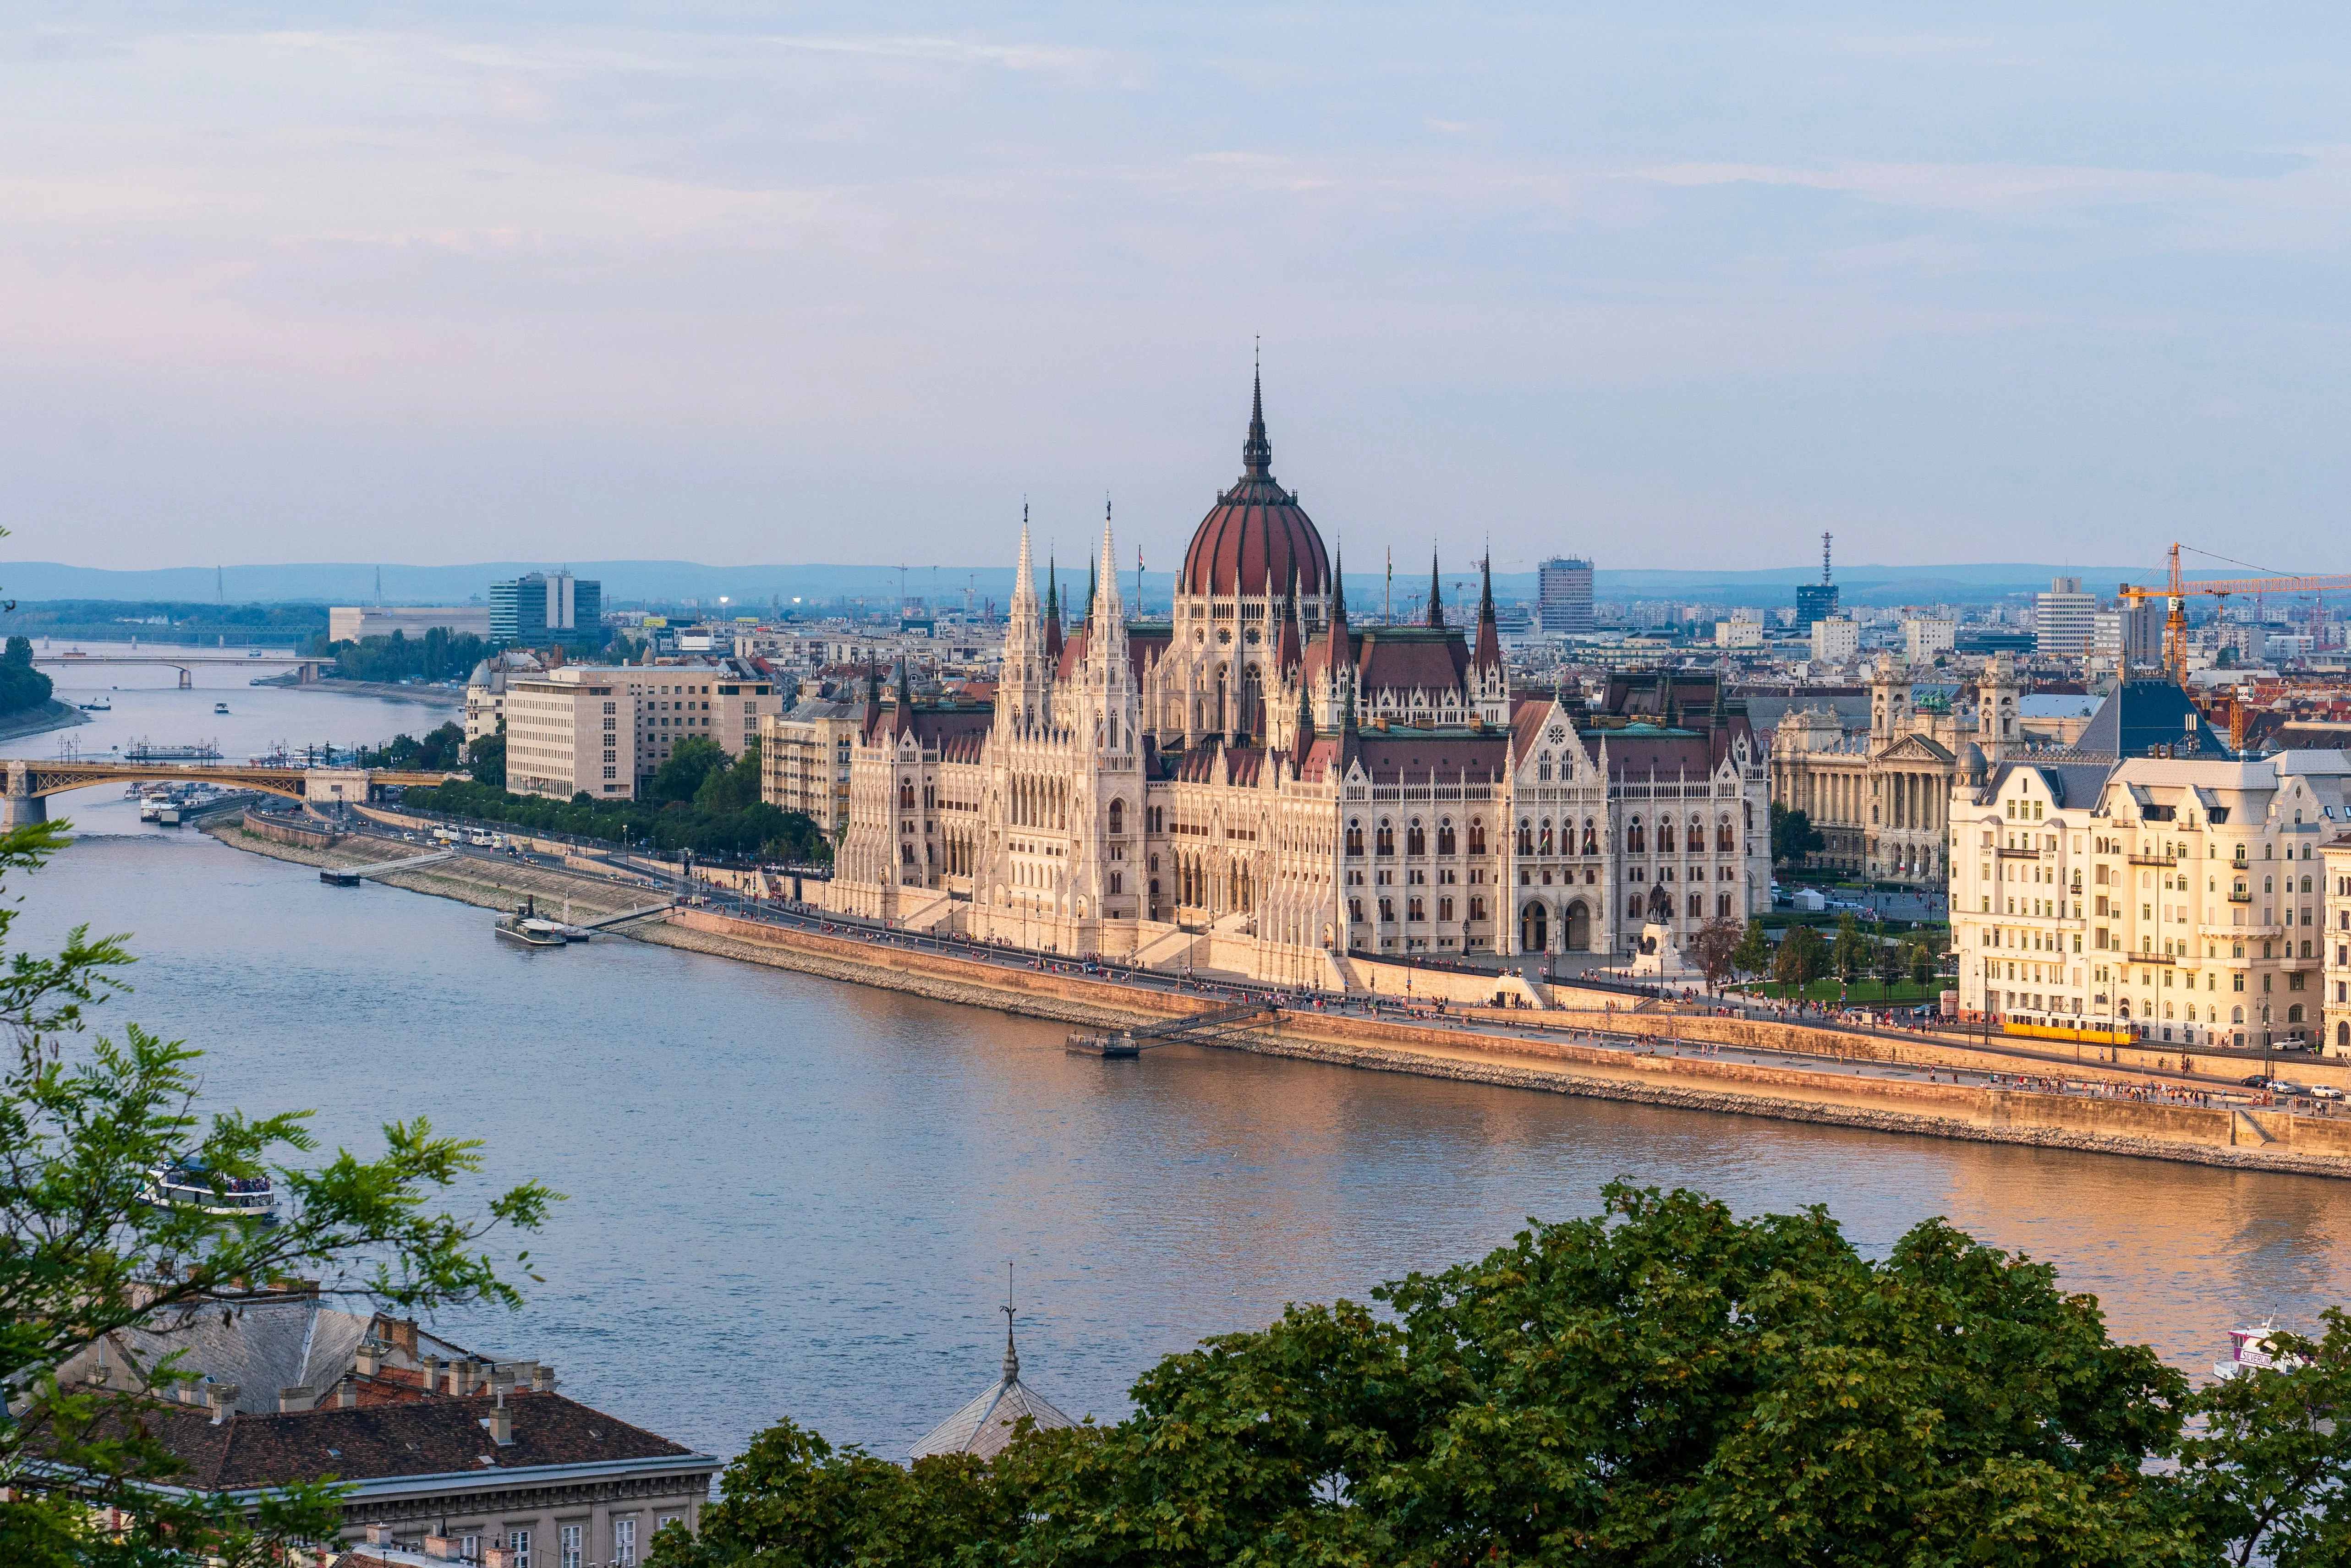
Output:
top-left (0, 4), bottom-right (2347, 570)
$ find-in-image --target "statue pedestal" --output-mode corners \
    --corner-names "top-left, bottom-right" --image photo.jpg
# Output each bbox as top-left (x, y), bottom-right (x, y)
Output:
top-left (1629, 922), bottom-right (1699, 980)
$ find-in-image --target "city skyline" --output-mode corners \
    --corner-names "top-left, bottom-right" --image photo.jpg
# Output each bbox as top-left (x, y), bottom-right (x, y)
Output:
top-left (5, 7), bottom-right (2349, 573)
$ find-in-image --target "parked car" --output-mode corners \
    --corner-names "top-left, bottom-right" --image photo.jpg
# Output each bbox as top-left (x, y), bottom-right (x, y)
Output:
top-left (2310, 1085), bottom-right (2344, 1101)
top-left (2241, 1073), bottom-right (2273, 1087)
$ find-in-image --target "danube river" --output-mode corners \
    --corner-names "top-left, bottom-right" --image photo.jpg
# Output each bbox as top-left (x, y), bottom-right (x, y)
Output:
top-left (14, 670), bottom-right (2351, 1465)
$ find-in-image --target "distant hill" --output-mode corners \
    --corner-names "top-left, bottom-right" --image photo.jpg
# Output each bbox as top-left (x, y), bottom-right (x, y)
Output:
top-left (0, 559), bottom-right (2178, 611)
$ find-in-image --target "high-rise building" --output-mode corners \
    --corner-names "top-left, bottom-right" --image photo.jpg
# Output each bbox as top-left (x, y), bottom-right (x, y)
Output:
top-left (1903, 617), bottom-right (1957, 663)
top-left (490, 572), bottom-right (603, 647)
top-left (1537, 557), bottom-right (1595, 633)
top-left (2034, 576), bottom-right (2097, 657)
top-left (2092, 601), bottom-right (2163, 673)
top-left (1793, 532), bottom-right (1838, 630)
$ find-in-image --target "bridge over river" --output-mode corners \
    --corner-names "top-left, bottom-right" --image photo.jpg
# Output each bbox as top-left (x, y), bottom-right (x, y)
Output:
top-left (0, 760), bottom-right (454, 828)
top-left (34, 650), bottom-right (326, 687)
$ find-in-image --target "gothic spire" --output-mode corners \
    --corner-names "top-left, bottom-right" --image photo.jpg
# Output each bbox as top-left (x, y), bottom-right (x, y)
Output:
top-left (1325, 549), bottom-right (1351, 672)
top-left (1426, 548), bottom-right (1444, 628)
top-left (1242, 353), bottom-right (1271, 480)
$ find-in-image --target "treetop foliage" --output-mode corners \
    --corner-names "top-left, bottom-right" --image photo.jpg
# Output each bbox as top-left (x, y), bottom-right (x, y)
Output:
top-left (658, 1184), bottom-right (2351, 1568)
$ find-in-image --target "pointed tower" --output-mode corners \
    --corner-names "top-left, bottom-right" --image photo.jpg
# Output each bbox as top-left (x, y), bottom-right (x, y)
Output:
top-left (997, 505), bottom-right (1045, 734)
top-left (1426, 549), bottom-right (1445, 628)
top-left (1321, 550), bottom-right (1353, 730)
top-left (1043, 557), bottom-right (1064, 670)
top-left (893, 657), bottom-right (916, 737)
top-left (1473, 554), bottom-right (1506, 724)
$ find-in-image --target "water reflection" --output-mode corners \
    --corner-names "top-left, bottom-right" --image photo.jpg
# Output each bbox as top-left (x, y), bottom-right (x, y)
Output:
top-left (19, 826), bottom-right (2351, 1464)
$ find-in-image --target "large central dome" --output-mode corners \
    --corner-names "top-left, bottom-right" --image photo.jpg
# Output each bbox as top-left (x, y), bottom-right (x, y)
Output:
top-left (1179, 375), bottom-right (1329, 600)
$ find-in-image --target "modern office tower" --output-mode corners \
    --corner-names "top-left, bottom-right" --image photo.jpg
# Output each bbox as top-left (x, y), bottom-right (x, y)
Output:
top-left (491, 572), bottom-right (603, 646)
top-left (1793, 531), bottom-right (1839, 630)
top-left (1537, 557), bottom-right (1595, 633)
top-left (2034, 576), bottom-right (2097, 656)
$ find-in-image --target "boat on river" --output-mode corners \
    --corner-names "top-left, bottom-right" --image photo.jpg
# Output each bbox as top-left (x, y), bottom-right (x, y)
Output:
top-left (140, 1157), bottom-right (278, 1222)
top-left (2215, 1321), bottom-right (2307, 1380)
top-left (79, 697), bottom-right (111, 711)
top-left (214, 701), bottom-right (230, 715)
top-left (495, 899), bottom-right (566, 948)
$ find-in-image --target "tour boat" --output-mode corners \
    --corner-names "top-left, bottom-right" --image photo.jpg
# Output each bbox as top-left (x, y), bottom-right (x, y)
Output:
top-left (79, 697), bottom-right (111, 711)
top-left (2214, 1322), bottom-right (2307, 1380)
top-left (495, 900), bottom-right (565, 948)
top-left (141, 1158), bottom-right (278, 1222)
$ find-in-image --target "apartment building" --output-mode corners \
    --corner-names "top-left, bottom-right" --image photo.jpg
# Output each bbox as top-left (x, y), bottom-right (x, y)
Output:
top-left (1903, 617), bottom-right (1956, 663)
top-left (619, 660), bottom-right (780, 787)
top-left (2034, 576), bottom-right (2098, 657)
top-left (504, 669), bottom-right (634, 800)
top-left (760, 697), bottom-right (861, 837)
top-left (1809, 615), bottom-right (1859, 663)
top-left (1950, 748), bottom-right (2351, 1049)
top-left (2327, 832), bottom-right (2351, 1055)
top-left (53, 1289), bottom-right (715, 1566)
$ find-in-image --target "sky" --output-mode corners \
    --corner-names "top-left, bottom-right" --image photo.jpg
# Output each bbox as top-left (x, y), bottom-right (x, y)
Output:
top-left (5, 4), bottom-right (2350, 580)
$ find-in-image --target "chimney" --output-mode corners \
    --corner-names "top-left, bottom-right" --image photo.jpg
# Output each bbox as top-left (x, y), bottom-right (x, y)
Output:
top-left (364, 1523), bottom-right (395, 1546)
top-left (337, 1375), bottom-right (358, 1409)
top-left (484, 1549), bottom-right (519, 1568)
top-left (355, 1339), bottom-right (383, 1377)
top-left (485, 1386), bottom-right (514, 1447)
top-left (387, 1318), bottom-right (420, 1356)
top-left (207, 1383), bottom-right (240, 1425)
top-left (278, 1385), bottom-right (317, 1414)
top-left (424, 1534), bottom-right (458, 1560)
top-left (528, 1364), bottom-right (555, 1393)
top-left (423, 1355), bottom-right (445, 1393)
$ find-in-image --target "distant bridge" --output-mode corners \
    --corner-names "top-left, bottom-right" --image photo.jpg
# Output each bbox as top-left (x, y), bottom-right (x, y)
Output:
top-left (35, 651), bottom-right (324, 688)
top-left (1, 760), bottom-right (455, 828)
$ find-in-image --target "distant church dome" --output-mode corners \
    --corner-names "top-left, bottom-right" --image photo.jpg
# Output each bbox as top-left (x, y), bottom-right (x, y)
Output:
top-left (1179, 372), bottom-right (1329, 600)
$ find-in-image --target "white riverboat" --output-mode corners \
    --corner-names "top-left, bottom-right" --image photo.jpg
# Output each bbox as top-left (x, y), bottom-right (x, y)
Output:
top-left (2214, 1321), bottom-right (2307, 1380)
top-left (141, 1158), bottom-right (278, 1222)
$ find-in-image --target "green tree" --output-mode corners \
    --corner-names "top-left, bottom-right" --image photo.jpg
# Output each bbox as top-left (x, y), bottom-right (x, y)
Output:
top-left (1685, 914), bottom-right (1743, 994)
top-left (1769, 801), bottom-right (1824, 867)
top-left (0, 818), bottom-right (559, 1566)
top-left (694, 738), bottom-right (763, 813)
top-left (1830, 911), bottom-right (1869, 986)
top-left (1775, 923), bottom-right (1825, 993)
top-left (467, 729), bottom-right (506, 787)
top-left (1730, 916), bottom-right (1771, 978)
top-left (358, 720), bottom-right (467, 772)
top-left (0, 632), bottom-right (53, 716)
top-left (649, 735), bottom-right (729, 806)
top-left (1909, 932), bottom-right (1944, 989)
top-left (2177, 1311), bottom-right (2351, 1565)
top-left (664, 1184), bottom-right (2222, 1568)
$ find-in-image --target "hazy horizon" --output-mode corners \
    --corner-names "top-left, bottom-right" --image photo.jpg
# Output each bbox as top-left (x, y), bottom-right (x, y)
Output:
top-left (7, 5), bottom-right (2348, 578)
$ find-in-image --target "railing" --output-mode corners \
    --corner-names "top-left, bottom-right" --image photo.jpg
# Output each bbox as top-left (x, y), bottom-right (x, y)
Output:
top-left (2127, 853), bottom-right (2176, 866)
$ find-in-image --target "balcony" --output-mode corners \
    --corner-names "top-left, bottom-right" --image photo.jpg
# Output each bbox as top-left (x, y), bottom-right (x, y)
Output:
top-left (1995, 846), bottom-right (2043, 859)
top-left (2126, 853), bottom-right (2177, 867)
top-left (2227, 889), bottom-right (2252, 903)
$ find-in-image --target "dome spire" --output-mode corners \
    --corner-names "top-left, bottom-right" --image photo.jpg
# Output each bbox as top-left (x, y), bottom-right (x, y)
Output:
top-left (1242, 341), bottom-right (1271, 481)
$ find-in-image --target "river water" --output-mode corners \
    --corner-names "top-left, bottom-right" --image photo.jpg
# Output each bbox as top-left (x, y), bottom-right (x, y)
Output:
top-left (14, 664), bottom-right (2351, 1465)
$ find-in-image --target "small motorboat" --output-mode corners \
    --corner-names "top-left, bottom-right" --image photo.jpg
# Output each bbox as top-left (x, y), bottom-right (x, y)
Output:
top-left (142, 1157), bottom-right (278, 1222)
top-left (214, 702), bottom-right (230, 715)
top-left (79, 697), bottom-right (111, 711)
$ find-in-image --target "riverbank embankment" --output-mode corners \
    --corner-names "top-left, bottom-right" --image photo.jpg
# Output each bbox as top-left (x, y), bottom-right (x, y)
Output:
top-left (207, 818), bottom-right (2351, 1178)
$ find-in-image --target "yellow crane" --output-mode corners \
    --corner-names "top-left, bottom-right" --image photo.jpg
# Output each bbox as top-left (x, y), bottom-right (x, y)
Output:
top-left (2120, 543), bottom-right (2351, 684)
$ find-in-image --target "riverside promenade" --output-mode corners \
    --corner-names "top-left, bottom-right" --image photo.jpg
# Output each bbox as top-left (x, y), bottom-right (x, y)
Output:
top-left (217, 807), bottom-right (2351, 1179)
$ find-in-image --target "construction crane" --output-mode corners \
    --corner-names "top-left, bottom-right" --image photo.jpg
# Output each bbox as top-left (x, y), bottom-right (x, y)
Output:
top-left (2120, 543), bottom-right (2351, 684)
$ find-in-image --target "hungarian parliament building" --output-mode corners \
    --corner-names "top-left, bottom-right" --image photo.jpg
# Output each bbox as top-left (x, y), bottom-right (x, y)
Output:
top-left (816, 378), bottom-right (1772, 986)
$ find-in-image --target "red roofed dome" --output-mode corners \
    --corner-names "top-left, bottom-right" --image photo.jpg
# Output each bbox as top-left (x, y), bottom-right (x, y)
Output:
top-left (1180, 374), bottom-right (1329, 599)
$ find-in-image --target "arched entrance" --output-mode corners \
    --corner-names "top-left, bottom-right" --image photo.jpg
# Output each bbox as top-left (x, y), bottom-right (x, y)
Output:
top-left (1520, 901), bottom-right (1548, 953)
top-left (1564, 899), bottom-right (1590, 951)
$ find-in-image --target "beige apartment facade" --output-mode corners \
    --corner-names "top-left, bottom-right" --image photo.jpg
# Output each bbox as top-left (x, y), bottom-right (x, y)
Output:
top-left (622, 661), bottom-right (781, 789)
top-left (1951, 749), bottom-right (2349, 1049)
top-left (761, 698), bottom-right (861, 838)
top-left (504, 671), bottom-right (635, 800)
top-left (2327, 833), bottom-right (2351, 1055)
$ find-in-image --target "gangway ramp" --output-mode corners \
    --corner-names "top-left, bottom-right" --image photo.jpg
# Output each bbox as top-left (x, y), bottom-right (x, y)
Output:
top-left (319, 848), bottom-right (456, 886)
top-left (575, 901), bottom-right (677, 932)
top-left (1066, 1000), bottom-right (1279, 1058)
